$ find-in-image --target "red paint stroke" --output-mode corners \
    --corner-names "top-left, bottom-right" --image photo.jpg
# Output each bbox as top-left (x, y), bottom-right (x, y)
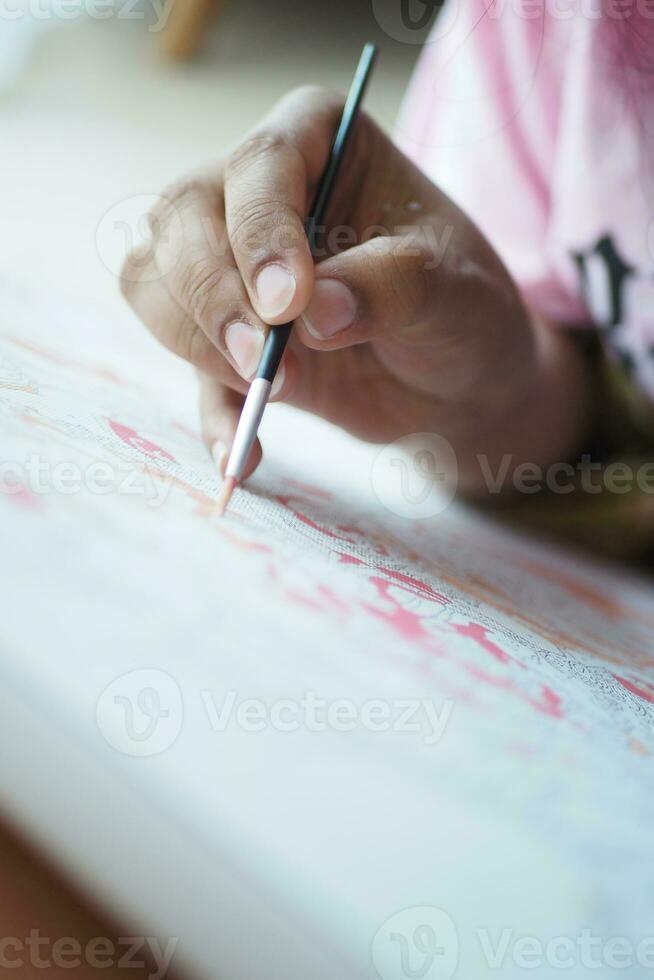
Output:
top-left (283, 479), bottom-right (332, 501)
top-left (336, 523), bottom-right (389, 557)
top-left (363, 578), bottom-right (433, 642)
top-left (339, 553), bottom-right (363, 566)
top-left (361, 574), bottom-right (449, 644)
top-left (275, 491), bottom-right (393, 557)
top-left (0, 381), bottom-right (37, 394)
top-left (629, 738), bottom-right (651, 757)
top-left (216, 525), bottom-right (273, 554)
top-left (108, 420), bottom-right (175, 462)
top-left (466, 665), bottom-right (565, 719)
top-left (275, 494), bottom-right (354, 543)
top-left (348, 563), bottom-right (564, 719)
top-left (317, 584), bottom-right (349, 612)
top-left (340, 552), bottom-right (448, 604)
top-left (286, 584), bottom-right (350, 619)
top-left (4, 483), bottom-right (43, 512)
top-left (20, 414), bottom-right (63, 433)
top-left (224, 505), bottom-right (567, 722)
top-left (384, 569), bottom-right (448, 603)
top-left (451, 622), bottom-right (522, 668)
top-left (171, 420), bottom-right (201, 441)
top-left (141, 466), bottom-right (212, 509)
top-left (267, 557), bottom-right (566, 721)
top-left (613, 673), bottom-right (654, 705)
top-left (8, 337), bottom-right (125, 386)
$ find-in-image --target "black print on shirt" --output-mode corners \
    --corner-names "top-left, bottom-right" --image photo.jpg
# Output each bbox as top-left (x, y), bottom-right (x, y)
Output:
top-left (572, 233), bottom-right (638, 373)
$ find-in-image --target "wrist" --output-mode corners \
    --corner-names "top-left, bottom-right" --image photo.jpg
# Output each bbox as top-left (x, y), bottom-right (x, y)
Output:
top-left (444, 311), bottom-right (595, 498)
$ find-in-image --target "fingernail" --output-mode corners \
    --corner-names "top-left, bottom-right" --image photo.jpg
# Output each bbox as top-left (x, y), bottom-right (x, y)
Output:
top-left (270, 363), bottom-right (285, 398)
top-left (302, 279), bottom-right (356, 339)
top-left (255, 264), bottom-right (296, 319)
top-left (211, 440), bottom-right (228, 475)
top-left (225, 321), bottom-right (264, 379)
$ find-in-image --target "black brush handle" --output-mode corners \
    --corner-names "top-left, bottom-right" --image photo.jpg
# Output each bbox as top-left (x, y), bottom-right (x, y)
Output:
top-left (256, 43), bottom-right (377, 384)
top-left (257, 323), bottom-right (293, 382)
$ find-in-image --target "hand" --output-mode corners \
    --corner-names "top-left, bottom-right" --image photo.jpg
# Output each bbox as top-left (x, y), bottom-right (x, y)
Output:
top-left (121, 87), bottom-right (591, 493)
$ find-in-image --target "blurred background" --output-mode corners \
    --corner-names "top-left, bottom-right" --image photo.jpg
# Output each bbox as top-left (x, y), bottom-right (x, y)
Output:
top-left (1, 0), bottom-right (428, 321)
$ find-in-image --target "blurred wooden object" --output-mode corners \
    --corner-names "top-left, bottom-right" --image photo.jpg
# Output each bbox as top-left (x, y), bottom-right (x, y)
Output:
top-left (158, 0), bottom-right (227, 61)
top-left (0, 816), bottom-right (184, 979)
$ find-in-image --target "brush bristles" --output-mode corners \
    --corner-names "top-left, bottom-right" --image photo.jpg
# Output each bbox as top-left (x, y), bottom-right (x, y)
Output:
top-left (215, 476), bottom-right (237, 517)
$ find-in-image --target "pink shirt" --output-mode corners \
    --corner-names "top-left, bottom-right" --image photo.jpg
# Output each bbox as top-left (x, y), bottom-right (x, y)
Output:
top-left (397, 3), bottom-right (654, 399)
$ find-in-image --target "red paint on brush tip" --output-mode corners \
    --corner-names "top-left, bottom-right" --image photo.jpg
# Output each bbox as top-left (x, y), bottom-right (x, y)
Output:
top-left (215, 477), bottom-right (237, 517)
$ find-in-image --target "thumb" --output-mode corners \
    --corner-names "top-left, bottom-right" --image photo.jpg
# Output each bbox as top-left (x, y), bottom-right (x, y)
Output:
top-left (293, 230), bottom-right (450, 351)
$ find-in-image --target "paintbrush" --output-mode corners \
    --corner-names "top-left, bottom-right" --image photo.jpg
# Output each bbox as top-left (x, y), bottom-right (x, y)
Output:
top-left (216, 42), bottom-right (378, 516)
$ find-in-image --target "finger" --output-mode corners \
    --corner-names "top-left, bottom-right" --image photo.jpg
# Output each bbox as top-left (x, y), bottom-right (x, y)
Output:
top-left (147, 180), bottom-right (272, 383)
top-left (293, 231), bottom-right (451, 352)
top-left (223, 86), bottom-right (345, 325)
top-left (121, 256), bottom-right (250, 391)
top-left (199, 375), bottom-right (262, 480)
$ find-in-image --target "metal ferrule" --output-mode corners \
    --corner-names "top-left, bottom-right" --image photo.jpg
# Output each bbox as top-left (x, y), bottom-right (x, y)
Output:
top-left (225, 378), bottom-right (272, 481)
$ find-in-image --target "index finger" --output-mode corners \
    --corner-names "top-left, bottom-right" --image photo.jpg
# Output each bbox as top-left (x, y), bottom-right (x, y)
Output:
top-left (223, 86), bottom-right (344, 325)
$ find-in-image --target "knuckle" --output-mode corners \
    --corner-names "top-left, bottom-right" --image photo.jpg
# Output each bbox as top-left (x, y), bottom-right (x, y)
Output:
top-left (281, 84), bottom-right (339, 113)
top-left (225, 130), bottom-right (289, 179)
top-left (153, 178), bottom-right (209, 235)
top-left (160, 177), bottom-right (208, 212)
top-left (169, 305), bottom-right (209, 367)
top-left (229, 196), bottom-right (294, 257)
top-left (179, 256), bottom-right (224, 325)
top-left (231, 194), bottom-right (278, 231)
